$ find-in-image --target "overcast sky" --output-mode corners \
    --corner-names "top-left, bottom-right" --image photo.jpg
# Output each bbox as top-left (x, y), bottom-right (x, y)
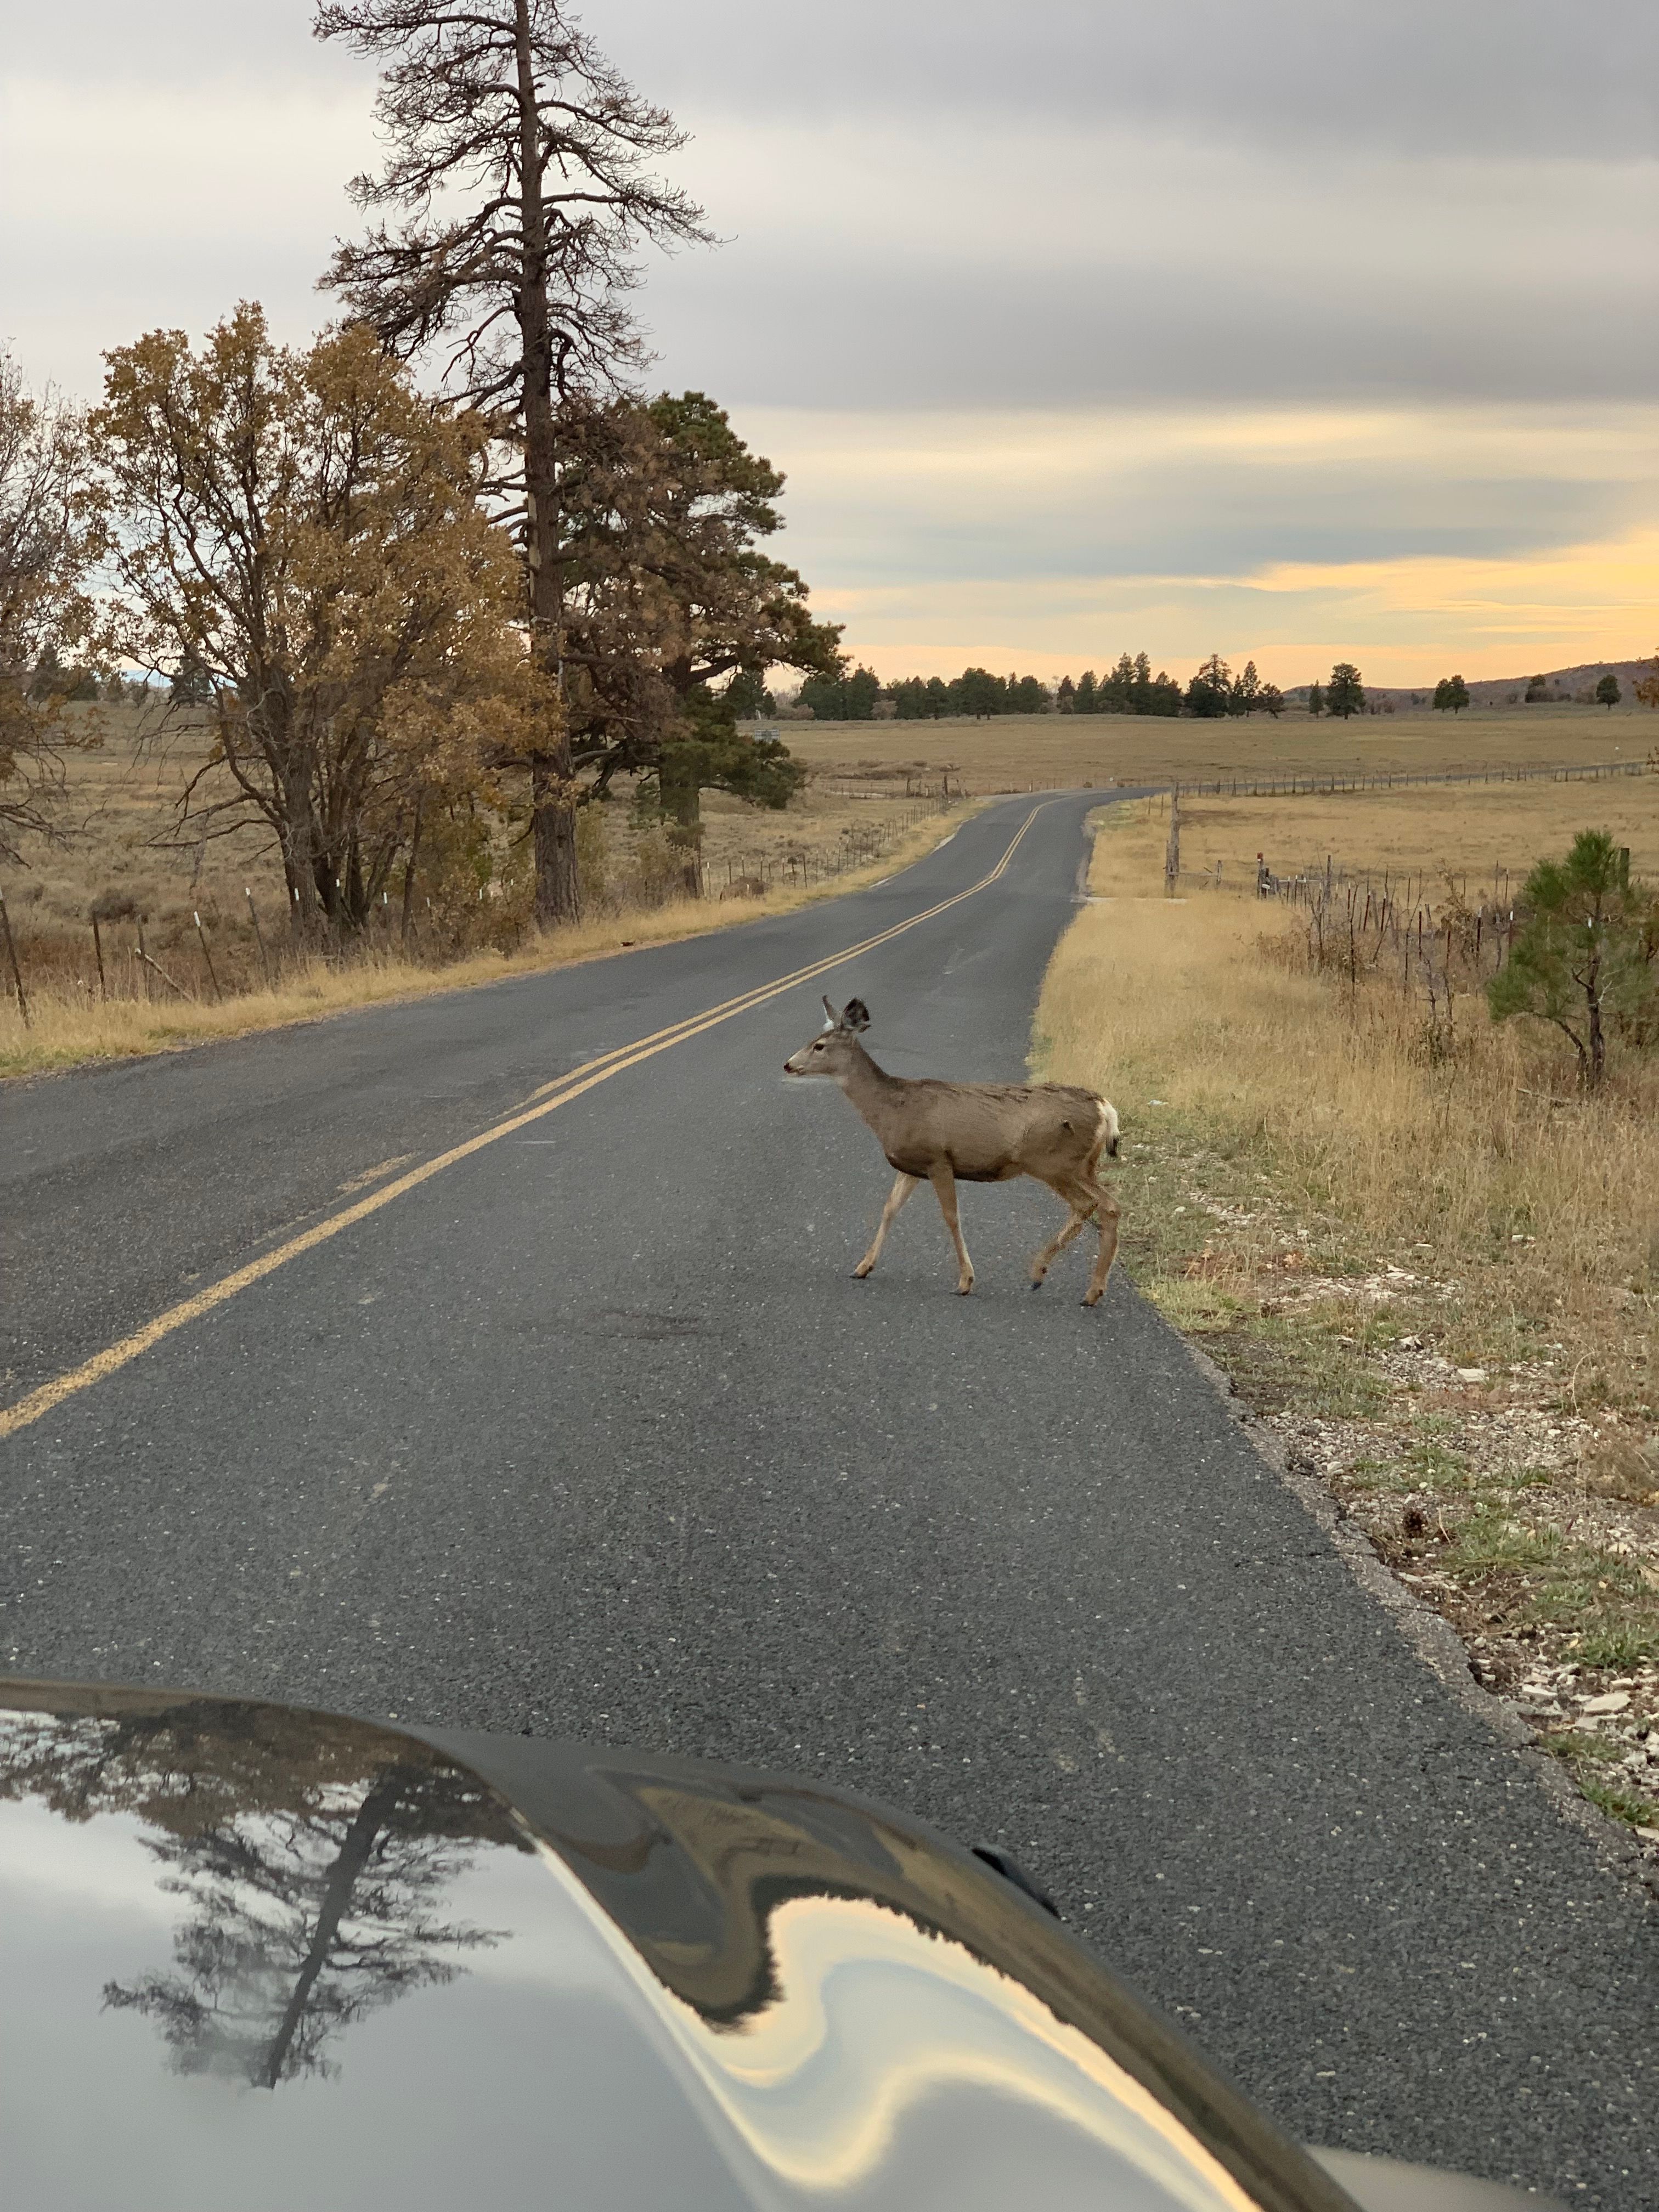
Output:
top-left (2, 0), bottom-right (1654, 682)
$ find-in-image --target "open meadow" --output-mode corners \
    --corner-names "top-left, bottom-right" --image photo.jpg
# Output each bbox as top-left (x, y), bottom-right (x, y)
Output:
top-left (1158, 773), bottom-right (1659, 901)
top-left (1037, 781), bottom-right (1659, 1858)
top-left (0, 707), bottom-right (964, 1077)
top-left (782, 701), bottom-right (1656, 794)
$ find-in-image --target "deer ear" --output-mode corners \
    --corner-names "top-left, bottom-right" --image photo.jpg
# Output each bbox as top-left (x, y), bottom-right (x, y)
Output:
top-left (842, 998), bottom-right (870, 1031)
top-left (821, 995), bottom-right (838, 1028)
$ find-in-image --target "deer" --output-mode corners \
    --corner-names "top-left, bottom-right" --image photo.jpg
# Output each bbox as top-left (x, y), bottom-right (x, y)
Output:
top-left (783, 997), bottom-right (1121, 1304)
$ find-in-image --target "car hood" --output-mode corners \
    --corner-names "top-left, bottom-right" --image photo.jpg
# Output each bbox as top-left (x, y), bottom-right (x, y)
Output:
top-left (0, 1678), bottom-right (1520, 2212)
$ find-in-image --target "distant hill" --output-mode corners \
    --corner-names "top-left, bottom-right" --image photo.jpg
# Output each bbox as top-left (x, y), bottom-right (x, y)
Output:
top-left (1286, 657), bottom-right (1654, 710)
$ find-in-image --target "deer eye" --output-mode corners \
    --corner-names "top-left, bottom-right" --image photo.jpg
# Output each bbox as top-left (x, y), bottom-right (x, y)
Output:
top-left (812, 1038), bottom-right (826, 1051)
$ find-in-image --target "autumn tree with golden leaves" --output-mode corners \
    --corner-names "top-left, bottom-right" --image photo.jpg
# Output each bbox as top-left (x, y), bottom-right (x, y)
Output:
top-left (89, 307), bottom-right (548, 936)
top-left (0, 356), bottom-right (96, 859)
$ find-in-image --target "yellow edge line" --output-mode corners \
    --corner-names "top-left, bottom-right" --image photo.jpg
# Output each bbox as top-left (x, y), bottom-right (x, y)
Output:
top-left (0, 805), bottom-right (1048, 1442)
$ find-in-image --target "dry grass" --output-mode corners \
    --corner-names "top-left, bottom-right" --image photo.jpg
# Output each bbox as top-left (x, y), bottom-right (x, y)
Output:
top-left (1035, 789), bottom-right (1659, 1860)
top-left (782, 704), bottom-right (1657, 796)
top-left (0, 704), bottom-right (972, 1079)
top-left (1155, 775), bottom-right (1659, 897)
top-left (1, 800), bottom-right (970, 1081)
top-left (6, 708), bottom-right (958, 943)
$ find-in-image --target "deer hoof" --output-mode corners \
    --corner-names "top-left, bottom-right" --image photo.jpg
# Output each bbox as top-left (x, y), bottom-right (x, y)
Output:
top-left (1029, 1277), bottom-right (1045, 1291)
top-left (853, 1265), bottom-right (872, 1279)
top-left (1081, 1289), bottom-right (1103, 1307)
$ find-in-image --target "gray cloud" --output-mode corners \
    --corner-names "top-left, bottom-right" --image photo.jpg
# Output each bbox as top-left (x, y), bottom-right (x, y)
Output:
top-left (765, 435), bottom-right (1651, 591)
top-left (3, 1), bottom-right (368, 89)
top-left (598, 0), bottom-right (1657, 160)
top-left (639, 119), bottom-right (1658, 413)
top-left (3, 0), bottom-right (1650, 672)
top-left (648, 239), bottom-right (1658, 413)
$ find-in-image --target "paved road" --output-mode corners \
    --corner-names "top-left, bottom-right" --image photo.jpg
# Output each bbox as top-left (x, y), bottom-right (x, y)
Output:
top-left (3, 793), bottom-right (1655, 2205)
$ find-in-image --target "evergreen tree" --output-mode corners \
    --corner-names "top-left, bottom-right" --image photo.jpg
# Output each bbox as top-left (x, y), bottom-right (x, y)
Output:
top-left (799, 664), bottom-right (879, 719)
top-left (1009, 674), bottom-right (1049, 713)
top-left (1259, 682), bottom-right (1285, 718)
top-left (1488, 831), bottom-right (1659, 1088)
top-left (847, 665), bottom-right (881, 719)
top-left (1186, 654), bottom-right (1233, 719)
top-left (1099, 654), bottom-right (1133, 714)
top-left (724, 668), bottom-right (774, 719)
top-left (1446, 674), bottom-right (1470, 713)
top-left (1525, 673), bottom-right (1549, 702)
top-left (556, 391), bottom-right (838, 796)
top-left (1327, 663), bottom-right (1364, 718)
top-left (656, 680), bottom-right (803, 833)
top-left (168, 650), bottom-right (213, 705)
top-left (26, 641), bottom-right (65, 700)
top-left (1074, 669), bottom-right (1097, 714)
top-left (1056, 674), bottom-right (1076, 713)
top-left (955, 667), bottom-right (1007, 719)
top-left (1596, 674), bottom-right (1621, 711)
top-left (1233, 659), bottom-right (1262, 715)
top-left (1307, 681), bottom-right (1325, 717)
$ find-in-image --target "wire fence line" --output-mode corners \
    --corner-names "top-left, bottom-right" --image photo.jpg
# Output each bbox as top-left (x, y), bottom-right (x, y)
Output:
top-left (0, 797), bottom-right (968, 1029)
top-left (699, 797), bottom-right (960, 899)
top-left (1176, 754), bottom-right (1657, 800)
top-left (934, 753), bottom-right (1659, 802)
top-left (1169, 848), bottom-right (1557, 1036)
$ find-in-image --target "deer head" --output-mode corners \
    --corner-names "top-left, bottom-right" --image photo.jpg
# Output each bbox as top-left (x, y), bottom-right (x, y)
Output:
top-left (783, 997), bottom-right (871, 1076)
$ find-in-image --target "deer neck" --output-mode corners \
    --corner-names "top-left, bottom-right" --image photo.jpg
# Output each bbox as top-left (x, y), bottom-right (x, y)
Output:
top-left (835, 1042), bottom-right (908, 1138)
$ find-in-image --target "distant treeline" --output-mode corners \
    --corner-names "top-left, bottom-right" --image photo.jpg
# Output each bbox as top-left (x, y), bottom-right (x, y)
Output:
top-left (792, 652), bottom-right (1290, 721)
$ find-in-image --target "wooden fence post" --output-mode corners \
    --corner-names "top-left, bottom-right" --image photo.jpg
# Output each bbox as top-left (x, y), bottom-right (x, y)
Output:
top-left (138, 948), bottom-right (194, 1000)
top-left (194, 911), bottom-right (223, 1001)
top-left (0, 890), bottom-right (29, 1026)
top-left (91, 915), bottom-right (107, 999)
top-left (1165, 786), bottom-right (1181, 896)
top-left (246, 888), bottom-right (273, 985)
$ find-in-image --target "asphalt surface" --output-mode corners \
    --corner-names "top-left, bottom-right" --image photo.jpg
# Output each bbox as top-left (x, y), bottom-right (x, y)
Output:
top-left (3, 792), bottom-right (1655, 2205)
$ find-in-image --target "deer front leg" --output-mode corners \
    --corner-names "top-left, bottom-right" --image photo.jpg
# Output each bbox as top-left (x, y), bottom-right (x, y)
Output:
top-left (854, 1171), bottom-right (919, 1278)
top-left (928, 1162), bottom-right (975, 1294)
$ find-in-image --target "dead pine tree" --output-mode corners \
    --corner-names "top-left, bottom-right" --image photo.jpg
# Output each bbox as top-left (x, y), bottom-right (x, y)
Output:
top-left (317, 0), bottom-right (711, 928)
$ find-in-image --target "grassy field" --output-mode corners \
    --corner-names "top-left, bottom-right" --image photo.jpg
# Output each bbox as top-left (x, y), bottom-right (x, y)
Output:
top-left (785, 703), bottom-right (1656, 794)
top-left (1036, 782), bottom-right (1659, 1864)
top-left (1160, 776), bottom-right (1659, 897)
top-left (0, 710), bottom-right (968, 1078)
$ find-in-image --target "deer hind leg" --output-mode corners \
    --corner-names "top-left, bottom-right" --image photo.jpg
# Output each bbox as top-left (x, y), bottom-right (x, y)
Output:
top-left (1079, 1173), bottom-right (1121, 1307)
top-left (1030, 1169), bottom-right (1119, 1304)
top-left (928, 1163), bottom-right (975, 1294)
top-left (854, 1171), bottom-right (919, 1279)
top-left (1028, 1190), bottom-right (1096, 1290)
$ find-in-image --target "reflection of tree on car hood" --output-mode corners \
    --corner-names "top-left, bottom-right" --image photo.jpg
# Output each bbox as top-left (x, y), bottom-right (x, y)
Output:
top-left (0, 1700), bottom-right (522, 2087)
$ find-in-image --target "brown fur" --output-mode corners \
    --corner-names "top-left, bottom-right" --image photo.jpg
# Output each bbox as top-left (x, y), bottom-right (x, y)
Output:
top-left (785, 997), bottom-right (1121, 1303)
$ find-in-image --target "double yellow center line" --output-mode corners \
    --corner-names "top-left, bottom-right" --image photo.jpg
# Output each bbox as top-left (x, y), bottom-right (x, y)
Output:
top-left (0, 804), bottom-right (1047, 1442)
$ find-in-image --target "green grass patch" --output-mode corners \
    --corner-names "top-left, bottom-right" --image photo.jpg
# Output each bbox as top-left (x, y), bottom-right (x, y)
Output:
top-left (1582, 1779), bottom-right (1659, 1830)
top-left (1442, 1510), bottom-right (1659, 1668)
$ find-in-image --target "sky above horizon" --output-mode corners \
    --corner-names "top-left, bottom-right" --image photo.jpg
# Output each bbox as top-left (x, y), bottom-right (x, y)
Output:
top-left (2, 0), bottom-right (1655, 686)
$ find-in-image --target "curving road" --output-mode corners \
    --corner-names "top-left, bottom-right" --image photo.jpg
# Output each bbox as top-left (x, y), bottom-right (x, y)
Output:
top-left (2, 792), bottom-right (1655, 2205)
